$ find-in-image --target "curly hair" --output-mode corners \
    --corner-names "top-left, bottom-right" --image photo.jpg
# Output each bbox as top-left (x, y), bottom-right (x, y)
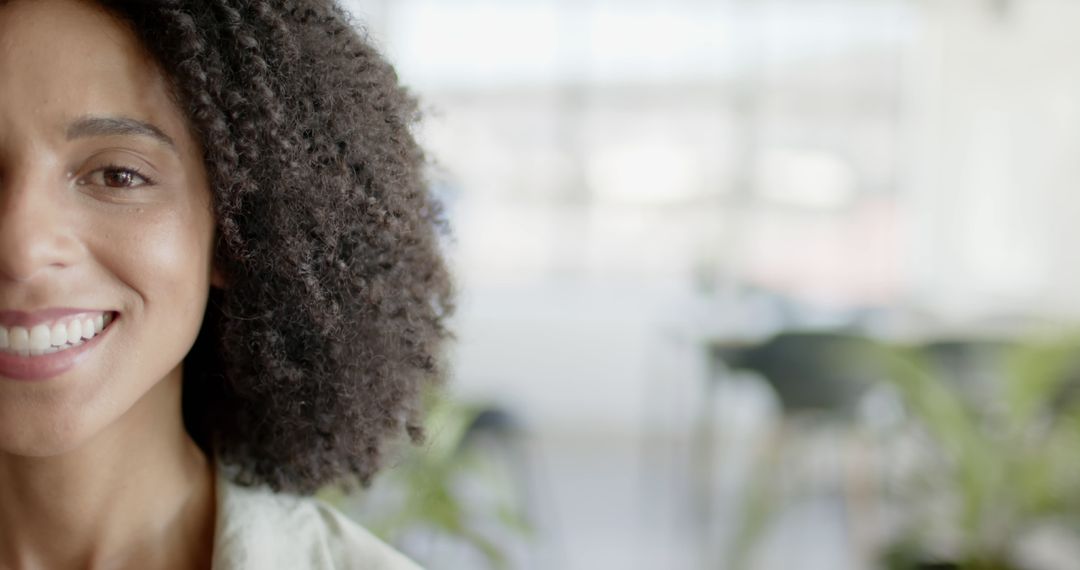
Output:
top-left (91, 0), bottom-right (456, 494)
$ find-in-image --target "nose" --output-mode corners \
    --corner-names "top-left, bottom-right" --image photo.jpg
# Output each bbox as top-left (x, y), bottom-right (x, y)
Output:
top-left (0, 169), bottom-right (81, 283)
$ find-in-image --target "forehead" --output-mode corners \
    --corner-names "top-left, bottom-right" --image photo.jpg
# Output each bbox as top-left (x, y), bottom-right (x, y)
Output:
top-left (0, 0), bottom-right (188, 147)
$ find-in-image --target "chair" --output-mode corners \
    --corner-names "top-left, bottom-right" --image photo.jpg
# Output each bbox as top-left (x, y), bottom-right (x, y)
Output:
top-left (703, 330), bottom-right (892, 569)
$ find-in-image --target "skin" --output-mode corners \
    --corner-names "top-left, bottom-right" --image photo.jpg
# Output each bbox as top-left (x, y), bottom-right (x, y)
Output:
top-left (0, 0), bottom-right (223, 568)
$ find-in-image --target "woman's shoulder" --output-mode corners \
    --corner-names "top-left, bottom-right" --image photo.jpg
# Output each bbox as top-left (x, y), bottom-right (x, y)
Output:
top-left (211, 467), bottom-right (422, 570)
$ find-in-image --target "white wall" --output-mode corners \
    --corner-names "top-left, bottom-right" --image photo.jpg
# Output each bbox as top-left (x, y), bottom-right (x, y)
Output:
top-left (905, 0), bottom-right (1080, 322)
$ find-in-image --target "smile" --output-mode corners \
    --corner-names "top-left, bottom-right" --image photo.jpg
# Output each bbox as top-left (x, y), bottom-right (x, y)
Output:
top-left (0, 311), bottom-right (118, 381)
top-left (0, 311), bottom-right (113, 356)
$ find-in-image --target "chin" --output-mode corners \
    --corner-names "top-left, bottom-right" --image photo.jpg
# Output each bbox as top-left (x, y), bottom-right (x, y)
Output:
top-left (0, 408), bottom-right (100, 459)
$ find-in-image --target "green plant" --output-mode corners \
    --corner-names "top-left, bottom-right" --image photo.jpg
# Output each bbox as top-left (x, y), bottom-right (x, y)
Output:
top-left (317, 393), bottom-right (532, 569)
top-left (882, 337), bottom-right (1080, 569)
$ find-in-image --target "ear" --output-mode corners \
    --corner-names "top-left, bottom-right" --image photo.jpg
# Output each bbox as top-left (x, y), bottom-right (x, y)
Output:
top-left (211, 264), bottom-right (228, 289)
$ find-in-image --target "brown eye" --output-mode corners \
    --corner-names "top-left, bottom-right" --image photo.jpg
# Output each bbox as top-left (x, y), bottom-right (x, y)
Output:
top-left (103, 168), bottom-right (137, 187)
top-left (81, 166), bottom-right (152, 189)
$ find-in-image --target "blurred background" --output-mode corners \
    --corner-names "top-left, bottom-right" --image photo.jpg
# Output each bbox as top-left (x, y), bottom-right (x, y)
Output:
top-left (323, 0), bottom-right (1080, 568)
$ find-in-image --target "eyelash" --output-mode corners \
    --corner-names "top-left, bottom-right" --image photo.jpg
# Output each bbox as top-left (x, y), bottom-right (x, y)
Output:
top-left (79, 163), bottom-right (157, 189)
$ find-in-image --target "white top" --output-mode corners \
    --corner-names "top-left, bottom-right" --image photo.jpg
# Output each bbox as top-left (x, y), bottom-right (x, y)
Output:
top-left (211, 467), bottom-right (422, 570)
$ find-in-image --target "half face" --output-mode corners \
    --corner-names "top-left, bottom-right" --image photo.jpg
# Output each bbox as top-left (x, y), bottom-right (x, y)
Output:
top-left (0, 0), bottom-right (219, 455)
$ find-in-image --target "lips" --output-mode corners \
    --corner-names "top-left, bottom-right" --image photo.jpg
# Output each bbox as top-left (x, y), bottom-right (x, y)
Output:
top-left (0, 312), bottom-right (118, 381)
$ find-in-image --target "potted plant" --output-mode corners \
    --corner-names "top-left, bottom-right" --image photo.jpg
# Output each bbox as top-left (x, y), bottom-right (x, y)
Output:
top-left (880, 337), bottom-right (1080, 570)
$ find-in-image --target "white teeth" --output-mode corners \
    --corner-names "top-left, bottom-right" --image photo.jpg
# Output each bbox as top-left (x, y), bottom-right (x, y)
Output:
top-left (50, 322), bottom-right (68, 347)
top-left (0, 312), bottom-right (112, 357)
top-left (68, 319), bottom-right (82, 342)
top-left (29, 325), bottom-right (50, 350)
top-left (9, 328), bottom-right (28, 351)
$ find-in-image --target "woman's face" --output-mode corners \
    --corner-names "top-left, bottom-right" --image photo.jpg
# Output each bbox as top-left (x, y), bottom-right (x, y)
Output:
top-left (0, 0), bottom-right (219, 456)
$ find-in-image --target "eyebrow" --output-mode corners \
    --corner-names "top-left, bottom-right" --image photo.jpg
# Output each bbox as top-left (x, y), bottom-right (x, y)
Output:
top-left (66, 115), bottom-right (176, 151)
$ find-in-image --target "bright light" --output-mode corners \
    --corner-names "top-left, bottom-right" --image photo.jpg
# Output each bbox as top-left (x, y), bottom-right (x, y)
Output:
top-left (587, 141), bottom-right (701, 205)
top-left (755, 148), bottom-right (857, 209)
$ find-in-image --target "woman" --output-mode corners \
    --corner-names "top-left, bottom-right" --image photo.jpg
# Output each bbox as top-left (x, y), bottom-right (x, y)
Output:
top-left (0, 0), bottom-right (453, 568)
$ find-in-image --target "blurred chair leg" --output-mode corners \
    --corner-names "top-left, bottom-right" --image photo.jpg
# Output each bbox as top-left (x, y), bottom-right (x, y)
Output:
top-left (843, 431), bottom-right (879, 570)
top-left (726, 419), bottom-right (790, 570)
top-left (726, 420), bottom-right (883, 570)
top-left (692, 351), bottom-right (725, 568)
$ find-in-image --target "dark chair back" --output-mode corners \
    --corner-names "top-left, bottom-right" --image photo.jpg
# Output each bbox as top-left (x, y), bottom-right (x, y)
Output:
top-left (721, 331), bottom-right (887, 417)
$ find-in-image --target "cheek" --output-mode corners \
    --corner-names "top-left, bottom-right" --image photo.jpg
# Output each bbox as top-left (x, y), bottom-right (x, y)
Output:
top-left (87, 199), bottom-right (216, 357)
